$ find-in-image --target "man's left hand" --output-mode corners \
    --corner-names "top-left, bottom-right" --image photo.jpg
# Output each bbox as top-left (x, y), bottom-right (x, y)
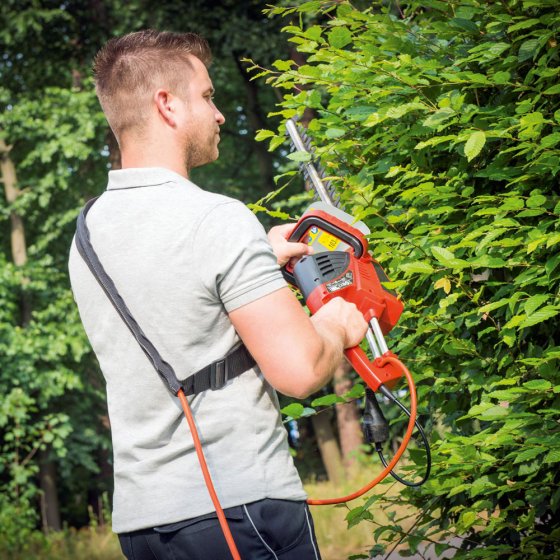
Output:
top-left (267, 224), bottom-right (313, 268)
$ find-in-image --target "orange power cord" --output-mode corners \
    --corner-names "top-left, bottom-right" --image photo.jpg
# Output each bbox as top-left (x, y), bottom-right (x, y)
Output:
top-left (308, 355), bottom-right (416, 505)
top-left (177, 389), bottom-right (242, 560)
top-left (178, 354), bottom-right (416, 560)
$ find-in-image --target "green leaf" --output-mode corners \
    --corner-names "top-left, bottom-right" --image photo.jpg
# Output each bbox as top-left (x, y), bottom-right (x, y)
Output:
top-left (519, 306), bottom-right (559, 328)
top-left (415, 135), bottom-right (456, 150)
top-left (464, 130), bottom-right (486, 162)
top-left (526, 194), bottom-right (546, 208)
top-left (543, 84), bottom-right (560, 95)
top-left (543, 449), bottom-right (560, 464)
top-left (460, 510), bottom-right (478, 530)
top-left (465, 402), bottom-right (493, 418)
top-left (327, 27), bottom-right (352, 49)
top-left (470, 476), bottom-right (495, 497)
top-left (546, 254), bottom-right (560, 277)
top-left (513, 447), bottom-right (545, 464)
top-left (493, 71), bottom-right (511, 84)
top-left (400, 261), bottom-right (435, 275)
top-left (518, 460), bottom-right (541, 476)
top-left (431, 247), bottom-right (469, 269)
top-left (478, 405), bottom-right (510, 420)
top-left (346, 505), bottom-right (373, 528)
top-left (450, 18), bottom-right (479, 34)
top-left (268, 135), bottom-right (286, 152)
top-left (272, 59), bottom-right (294, 72)
top-left (518, 38), bottom-right (541, 62)
top-left (435, 543), bottom-right (450, 556)
top-left (324, 128), bottom-right (345, 139)
top-left (523, 294), bottom-right (549, 315)
top-left (304, 25), bottom-right (323, 42)
top-left (43, 431), bottom-right (54, 443)
top-left (504, 314), bottom-right (527, 329)
top-left (507, 18), bottom-right (540, 33)
top-left (311, 394), bottom-right (343, 407)
top-left (541, 133), bottom-right (560, 148)
top-left (281, 403), bottom-right (305, 418)
top-left (255, 129), bottom-right (276, 142)
top-left (386, 102), bottom-right (426, 119)
top-left (423, 108), bottom-right (456, 129)
top-left (523, 379), bottom-right (552, 391)
top-left (343, 383), bottom-right (365, 400)
top-left (478, 299), bottom-right (510, 314)
top-left (471, 255), bottom-right (506, 268)
top-left (286, 150), bottom-right (312, 162)
top-left (298, 65), bottom-right (322, 78)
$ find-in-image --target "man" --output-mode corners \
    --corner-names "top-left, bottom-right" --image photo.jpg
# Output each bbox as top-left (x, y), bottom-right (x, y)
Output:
top-left (69, 30), bottom-right (367, 560)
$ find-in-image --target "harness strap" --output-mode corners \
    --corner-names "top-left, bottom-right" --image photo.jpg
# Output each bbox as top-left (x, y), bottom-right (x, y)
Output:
top-left (75, 196), bottom-right (255, 396)
top-left (182, 343), bottom-right (255, 396)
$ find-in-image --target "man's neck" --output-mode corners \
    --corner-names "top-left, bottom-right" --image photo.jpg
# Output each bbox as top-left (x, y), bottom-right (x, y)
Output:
top-left (120, 138), bottom-right (188, 178)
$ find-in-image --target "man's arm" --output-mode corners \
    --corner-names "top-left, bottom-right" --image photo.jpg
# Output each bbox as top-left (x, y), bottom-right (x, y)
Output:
top-left (229, 288), bottom-right (367, 399)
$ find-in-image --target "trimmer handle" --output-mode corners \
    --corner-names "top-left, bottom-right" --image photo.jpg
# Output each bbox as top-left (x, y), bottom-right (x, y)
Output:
top-left (345, 347), bottom-right (401, 392)
top-left (282, 208), bottom-right (368, 285)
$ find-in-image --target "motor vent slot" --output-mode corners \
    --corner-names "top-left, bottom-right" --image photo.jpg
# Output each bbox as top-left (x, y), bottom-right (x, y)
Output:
top-left (316, 252), bottom-right (350, 281)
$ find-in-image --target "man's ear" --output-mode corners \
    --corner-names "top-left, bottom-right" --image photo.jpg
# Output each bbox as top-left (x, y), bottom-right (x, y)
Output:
top-left (154, 89), bottom-right (179, 127)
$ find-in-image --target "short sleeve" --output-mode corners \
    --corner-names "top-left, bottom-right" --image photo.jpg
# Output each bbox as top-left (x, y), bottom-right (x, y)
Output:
top-left (192, 201), bottom-right (287, 312)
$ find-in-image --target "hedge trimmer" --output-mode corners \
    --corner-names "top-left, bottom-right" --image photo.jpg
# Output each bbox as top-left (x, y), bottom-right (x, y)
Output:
top-left (283, 119), bottom-right (431, 505)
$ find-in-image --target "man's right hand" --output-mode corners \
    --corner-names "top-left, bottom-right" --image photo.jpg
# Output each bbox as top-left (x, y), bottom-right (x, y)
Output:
top-left (310, 297), bottom-right (368, 350)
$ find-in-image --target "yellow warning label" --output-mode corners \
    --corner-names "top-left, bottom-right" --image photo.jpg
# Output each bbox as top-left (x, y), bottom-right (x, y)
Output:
top-left (318, 231), bottom-right (340, 251)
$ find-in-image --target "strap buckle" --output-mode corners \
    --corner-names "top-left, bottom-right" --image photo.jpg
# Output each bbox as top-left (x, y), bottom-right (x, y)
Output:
top-left (210, 358), bottom-right (228, 390)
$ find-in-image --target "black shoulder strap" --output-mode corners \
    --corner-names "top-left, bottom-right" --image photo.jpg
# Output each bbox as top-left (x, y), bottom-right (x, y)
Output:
top-left (74, 197), bottom-right (255, 396)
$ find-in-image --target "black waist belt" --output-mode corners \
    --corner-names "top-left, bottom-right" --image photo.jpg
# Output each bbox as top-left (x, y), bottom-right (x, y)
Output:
top-left (75, 196), bottom-right (255, 396)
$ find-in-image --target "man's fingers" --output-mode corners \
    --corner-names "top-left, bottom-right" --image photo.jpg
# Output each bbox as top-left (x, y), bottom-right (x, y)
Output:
top-left (285, 242), bottom-right (313, 259)
top-left (272, 223), bottom-right (296, 239)
top-left (288, 245), bottom-right (314, 269)
top-left (268, 223), bottom-right (314, 266)
top-left (268, 223), bottom-right (295, 242)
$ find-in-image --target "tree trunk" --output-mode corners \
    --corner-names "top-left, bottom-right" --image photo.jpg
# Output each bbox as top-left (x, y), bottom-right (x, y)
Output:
top-left (311, 411), bottom-right (344, 484)
top-left (1, 148), bottom-right (27, 264)
top-left (39, 449), bottom-right (62, 532)
top-left (333, 363), bottom-right (364, 470)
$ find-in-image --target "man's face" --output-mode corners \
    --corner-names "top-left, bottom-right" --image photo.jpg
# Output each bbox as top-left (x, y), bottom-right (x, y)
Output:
top-left (180, 56), bottom-right (225, 171)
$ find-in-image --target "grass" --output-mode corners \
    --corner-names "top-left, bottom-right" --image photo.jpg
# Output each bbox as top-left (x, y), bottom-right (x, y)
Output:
top-left (2, 471), bottom-right (421, 560)
top-left (305, 466), bottom-right (424, 560)
top-left (0, 525), bottom-right (124, 560)
top-left (305, 473), bottom-right (378, 560)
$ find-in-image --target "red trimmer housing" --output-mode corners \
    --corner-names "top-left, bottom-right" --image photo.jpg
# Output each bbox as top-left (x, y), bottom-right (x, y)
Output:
top-left (283, 207), bottom-right (404, 391)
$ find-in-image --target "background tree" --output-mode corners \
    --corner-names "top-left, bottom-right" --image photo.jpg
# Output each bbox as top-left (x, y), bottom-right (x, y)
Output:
top-left (0, 0), bottom-right (309, 553)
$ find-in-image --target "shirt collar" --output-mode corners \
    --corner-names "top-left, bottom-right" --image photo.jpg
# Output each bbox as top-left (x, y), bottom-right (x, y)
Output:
top-left (106, 167), bottom-right (195, 191)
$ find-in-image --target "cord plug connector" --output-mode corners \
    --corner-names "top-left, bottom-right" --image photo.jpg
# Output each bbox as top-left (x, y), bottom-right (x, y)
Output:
top-left (362, 389), bottom-right (389, 444)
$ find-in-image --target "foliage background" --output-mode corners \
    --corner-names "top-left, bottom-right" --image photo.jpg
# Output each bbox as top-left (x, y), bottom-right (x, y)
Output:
top-left (0, 0), bottom-right (293, 555)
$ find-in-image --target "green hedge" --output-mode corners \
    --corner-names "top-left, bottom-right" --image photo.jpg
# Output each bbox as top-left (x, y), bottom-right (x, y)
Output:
top-left (255, 1), bottom-right (560, 557)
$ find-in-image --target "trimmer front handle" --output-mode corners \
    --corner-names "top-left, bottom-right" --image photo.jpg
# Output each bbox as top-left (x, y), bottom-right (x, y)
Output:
top-left (291, 246), bottom-right (404, 392)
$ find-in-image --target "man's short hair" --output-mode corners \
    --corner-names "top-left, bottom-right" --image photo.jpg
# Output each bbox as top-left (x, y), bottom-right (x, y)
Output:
top-left (93, 30), bottom-right (212, 141)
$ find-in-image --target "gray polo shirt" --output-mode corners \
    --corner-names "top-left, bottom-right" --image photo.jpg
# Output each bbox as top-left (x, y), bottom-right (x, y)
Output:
top-left (68, 167), bottom-right (306, 533)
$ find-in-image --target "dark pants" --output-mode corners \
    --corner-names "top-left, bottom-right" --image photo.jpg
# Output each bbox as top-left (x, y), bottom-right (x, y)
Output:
top-left (118, 498), bottom-right (322, 560)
